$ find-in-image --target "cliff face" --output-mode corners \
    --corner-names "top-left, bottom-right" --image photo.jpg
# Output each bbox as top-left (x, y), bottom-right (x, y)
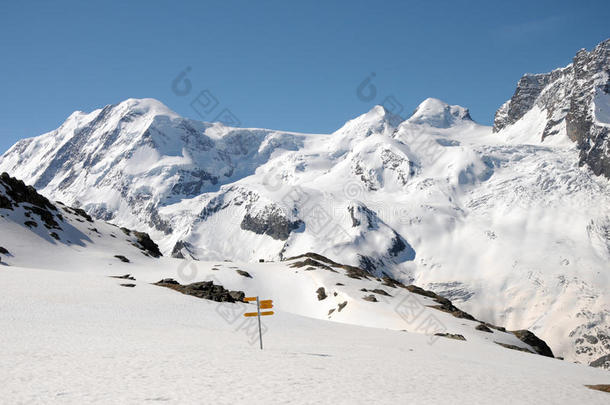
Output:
top-left (494, 39), bottom-right (610, 178)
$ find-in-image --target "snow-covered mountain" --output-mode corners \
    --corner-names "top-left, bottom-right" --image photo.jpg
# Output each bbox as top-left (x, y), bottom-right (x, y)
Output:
top-left (1, 40), bottom-right (610, 368)
top-left (3, 175), bottom-right (610, 403)
top-left (494, 38), bottom-right (610, 177)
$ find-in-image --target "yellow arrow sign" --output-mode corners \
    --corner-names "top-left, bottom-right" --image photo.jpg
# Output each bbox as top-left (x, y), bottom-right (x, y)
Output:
top-left (241, 296), bottom-right (274, 349)
top-left (244, 310), bottom-right (274, 317)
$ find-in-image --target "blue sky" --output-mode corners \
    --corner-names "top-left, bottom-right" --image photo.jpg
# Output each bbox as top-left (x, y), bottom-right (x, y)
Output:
top-left (1, 0), bottom-right (609, 153)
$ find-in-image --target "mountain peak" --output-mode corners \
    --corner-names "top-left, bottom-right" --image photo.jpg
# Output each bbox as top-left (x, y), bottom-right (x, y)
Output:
top-left (333, 105), bottom-right (401, 138)
top-left (406, 98), bottom-right (473, 128)
top-left (113, 98), bottom-right (181, 119)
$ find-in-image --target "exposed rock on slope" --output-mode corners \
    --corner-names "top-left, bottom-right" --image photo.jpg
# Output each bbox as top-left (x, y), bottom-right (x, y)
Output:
top-left (0, 172), bottom-right (162, 260)
top-left (494, 38), bottom-right (610, 177)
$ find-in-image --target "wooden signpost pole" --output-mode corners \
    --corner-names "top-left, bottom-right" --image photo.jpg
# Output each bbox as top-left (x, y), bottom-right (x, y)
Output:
top-left (256, 296), bottom-right (263, 350)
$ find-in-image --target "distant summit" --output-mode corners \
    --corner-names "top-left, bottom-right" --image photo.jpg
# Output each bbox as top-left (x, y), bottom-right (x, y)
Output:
top-left (494, 38), bottom-right (610, 178)
top-left (407, 98), bottom-right (473, 128)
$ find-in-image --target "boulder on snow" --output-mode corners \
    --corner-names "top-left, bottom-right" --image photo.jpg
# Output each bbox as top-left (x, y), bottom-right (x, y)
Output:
top-left (236, 270), bottom-right (252, 278)
top-left (114, 255), bottom-right (130, 263)
top-left (154, 279), bottom-right (245, 303)
top-left (109, 274), bottom-right (136, 280)
top-left (316, 287), bottom-right (327, 301)
top-left (476, 324), bottom-right (493, 333)
top-left (589, 354), bottom-right (610, 369)
top-left (494, 341), bottom-right (535, 354)
top-left (585, 384), bottom-right (610, 393)
top-left (371, 288), bottom-right (391, 297)
top-left (435, 333), bottom-right (466, 341)
top-left (511, 330), bottom-right (554, 358)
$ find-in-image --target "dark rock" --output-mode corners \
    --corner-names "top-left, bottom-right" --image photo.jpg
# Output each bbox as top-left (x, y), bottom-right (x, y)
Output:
top-left (259, 259), bottom-right (265, 263)
top-left (316, 287), bottom-right (327, 301)
top-left (335, 283), bottom-right (344, 286)
top-left (511, 330), bottom-right (554, 358)
top-left (347, 203), bottom-right (377, 229)
top-left (24, 205), bottom-right (61, 230)
top-left (338, 301), bottom-right (348, 312)
top-left (24, 220), bottom-right (38, 228)
top-left (585, 384), bottom-right (610, 393)
top-left (290, 258), bottom-right (337, 273)
top-left (114, 255), bottom-right (130, 263)
top-left (435, 333), bottom-right (466, 341)
top-left (229, 291), bottom-right (245, 301)
top-left (583, 334), bottom-right (599, 344)
top-left (0, 172), bottom-right (57, 211)
top-left (120, 283), bottom-right (136, 288)
top-left (406, 285), bottom-right (476, 321)
top-left (486, 323), bottom-right (506, 332)
top-left (240, 205), bottom-right (302, 240)
top-left (109, 274), bottom-right (135, 280)
top-left (133, 231), bottom-right (162, 258)
top-left (171, 240), bottom-right (195, 259)
top-left (328, 308), bottom-right (335, 315)
top-left (371, 289), bottom-right (391, 297)
top-left (362, 294), bottom-right (378, 302)
top-left (0, 247), bottom-right (9, 255)
top-left (64, 206), bottom-right (93, 222)
top-left (475, 324), bottom-right (493, 333)
top-left (381, 276), bottom-right (403, 289)
top-left (236, 270), bottom-right (252, 278)
top-left (49, 232), bottom-right (60, 240)
top-left (154, 279), bottom-right (245, 303)
top-left (286, 252), bottom-right (369, 279)
top-left (157, 278), bottom-right (179, 285)
top-left (494, 341), bottom-right (534, 354)
top-left (589, 354), bottom-right (610, 369)
top-left (0, 194), bottom-right (12, 210)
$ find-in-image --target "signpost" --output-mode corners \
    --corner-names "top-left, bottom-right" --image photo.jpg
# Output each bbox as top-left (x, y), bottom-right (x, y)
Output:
top-left (244, 296), bottom-right (274, 350)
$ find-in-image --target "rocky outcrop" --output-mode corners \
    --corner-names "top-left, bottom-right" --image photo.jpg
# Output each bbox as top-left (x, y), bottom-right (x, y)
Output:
top-left (1, 172), bottom-right (164, 259)
top-left (240, 205), bottom-right (302, 241)
top-left (0, 172), bottom-right (62, 230)
top-left (435, 333), bottom-right (466, 341)
top-left (493, 38), bottom-right (610, 178)
top-left (171, 240), bottom-right (196, 259)
top-left (590, 353), bottom-right (610, 369)
top-left (154, 278), bottom-right (245, 303)
top-left (133, 231), bottom-right (162, 258)
top-left (511, 330), bottom-right (554, 358)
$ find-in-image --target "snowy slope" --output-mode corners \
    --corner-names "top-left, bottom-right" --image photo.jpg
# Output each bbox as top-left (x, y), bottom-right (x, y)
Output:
top-left (2, 194), bottom-right (610, 403)
top-left (1, 264), bottom-right (609, 404)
